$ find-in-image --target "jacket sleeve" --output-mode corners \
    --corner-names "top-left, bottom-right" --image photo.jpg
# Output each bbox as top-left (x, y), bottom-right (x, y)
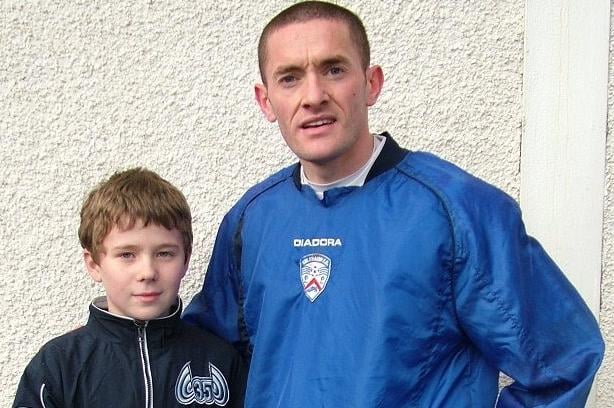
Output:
top-left (452, 188), bottom-right (604, 407)
top-left (13, 348), bottom-right (61, 408)
top-left (227, 351), bottom-right (248, 408)
top-left (183, 213), bottom-right (249, 357)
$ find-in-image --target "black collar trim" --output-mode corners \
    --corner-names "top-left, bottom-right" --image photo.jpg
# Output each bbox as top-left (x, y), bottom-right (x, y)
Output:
top-left (291, 132), bottom-right (408, 188)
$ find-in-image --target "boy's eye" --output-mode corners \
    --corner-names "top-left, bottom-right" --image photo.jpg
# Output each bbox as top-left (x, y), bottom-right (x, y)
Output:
top-left (157, 251), bottom-right (175, 258)
top-left (118, 252), bottom-right (134, 259)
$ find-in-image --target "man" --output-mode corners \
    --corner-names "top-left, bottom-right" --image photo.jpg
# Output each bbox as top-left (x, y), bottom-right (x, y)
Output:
top-left (184, 2), bottom-right (604, 406)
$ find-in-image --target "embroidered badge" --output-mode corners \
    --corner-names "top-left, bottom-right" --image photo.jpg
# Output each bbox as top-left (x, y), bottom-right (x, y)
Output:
top-left (300, 253), bottom-right (331, 302)
top-left (175, 361), bottom-right (229, 406)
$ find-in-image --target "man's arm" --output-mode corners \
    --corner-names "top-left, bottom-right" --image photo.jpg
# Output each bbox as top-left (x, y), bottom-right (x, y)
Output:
top-left (453, 190), bottom-right (604, 407)
top-left (183, 214), bottom-right (249, 356)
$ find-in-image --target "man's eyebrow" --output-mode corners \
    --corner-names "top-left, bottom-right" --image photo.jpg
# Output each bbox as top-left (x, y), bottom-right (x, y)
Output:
top-left (272, 64), bottom-right (304, 78)
top-left (271, 55), bottom-right (353, 78)
top-left (318, 55), bottom-right (351, 66)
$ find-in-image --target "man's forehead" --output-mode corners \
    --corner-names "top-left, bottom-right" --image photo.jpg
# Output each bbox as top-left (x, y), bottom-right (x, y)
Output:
top-left (264, 19), bottom-right (358, 67)
top-left (267, 18), bottom-right (350, 43)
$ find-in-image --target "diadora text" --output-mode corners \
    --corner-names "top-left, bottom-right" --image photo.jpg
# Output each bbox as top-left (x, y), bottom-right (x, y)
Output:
top-left (293, 238), bottom-right (342, 247)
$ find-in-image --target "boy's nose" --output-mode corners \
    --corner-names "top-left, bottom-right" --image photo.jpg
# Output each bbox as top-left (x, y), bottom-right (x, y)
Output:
top-left (137, 258), bottom-right (158, 281)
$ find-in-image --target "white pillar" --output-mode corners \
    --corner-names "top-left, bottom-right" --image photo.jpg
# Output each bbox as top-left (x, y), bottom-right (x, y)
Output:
top-left (521, 1), bottom-right (610, 405)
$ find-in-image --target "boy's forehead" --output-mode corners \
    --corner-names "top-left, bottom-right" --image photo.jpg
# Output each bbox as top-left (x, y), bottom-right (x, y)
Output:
top-left (114, 216), bottom-right (148, 231)
top-left (102, 219), bottom-right (181, 246)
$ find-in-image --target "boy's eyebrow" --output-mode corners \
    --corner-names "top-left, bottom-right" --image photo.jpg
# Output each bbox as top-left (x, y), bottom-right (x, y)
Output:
top-left (154, 243), bottom-right (182, 250)
top-left (108, 243), bottom-right (182, 251)
top-left (108, 244), bottom-right (139, 251)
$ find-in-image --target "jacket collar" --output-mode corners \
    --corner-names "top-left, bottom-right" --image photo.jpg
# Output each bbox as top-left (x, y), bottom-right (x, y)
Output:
top-left (291, 132), bottom-right (408, 188)
top-left (88, 296), bottom-right (183, 347)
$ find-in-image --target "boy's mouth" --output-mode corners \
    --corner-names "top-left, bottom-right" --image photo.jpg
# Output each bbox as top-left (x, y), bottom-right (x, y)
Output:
top-left (135, 292), bottom-right (161, 301)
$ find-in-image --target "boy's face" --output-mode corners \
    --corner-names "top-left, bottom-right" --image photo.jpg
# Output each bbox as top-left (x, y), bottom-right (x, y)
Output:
top-left (84, 219), bottom-right (189, 321)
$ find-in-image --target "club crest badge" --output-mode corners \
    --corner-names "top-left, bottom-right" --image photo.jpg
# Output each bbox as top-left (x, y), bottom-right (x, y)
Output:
top-left (300, 253), bottom-right (331, 302)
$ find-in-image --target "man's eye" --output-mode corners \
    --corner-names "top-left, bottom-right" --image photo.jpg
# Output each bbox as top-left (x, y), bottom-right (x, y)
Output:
top-left (329, 66), bottom-right (344, 76)
top-left (119, 252), bottom-right (134, 259)
top-left (279, 75), bottom-right (297, 85)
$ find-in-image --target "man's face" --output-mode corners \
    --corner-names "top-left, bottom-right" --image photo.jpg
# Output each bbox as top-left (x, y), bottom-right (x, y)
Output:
top-left (84, 220), bottom-right (189, 320)
top-left (256, 19), bottom-right (383, 183)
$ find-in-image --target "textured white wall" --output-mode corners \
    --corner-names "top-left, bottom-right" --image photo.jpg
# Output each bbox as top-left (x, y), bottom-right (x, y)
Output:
top-left (598, 0), bottom-right (614, 403)
top-left (0, 0), bottom-right (607, 406)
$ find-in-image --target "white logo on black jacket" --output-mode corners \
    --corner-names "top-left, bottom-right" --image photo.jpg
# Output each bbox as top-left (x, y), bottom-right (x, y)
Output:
top-left (175, 361), bottom-right (229, 406)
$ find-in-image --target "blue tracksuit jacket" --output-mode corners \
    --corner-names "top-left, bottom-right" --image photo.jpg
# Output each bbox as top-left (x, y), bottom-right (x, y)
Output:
top-left (183, 134), bottom-right (603, 407)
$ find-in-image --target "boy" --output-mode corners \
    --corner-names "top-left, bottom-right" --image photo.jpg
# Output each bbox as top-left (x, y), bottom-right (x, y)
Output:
top-left (14, 168), bottom-right (246, 407)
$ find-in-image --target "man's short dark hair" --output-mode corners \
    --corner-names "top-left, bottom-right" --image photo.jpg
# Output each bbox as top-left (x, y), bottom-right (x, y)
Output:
top-left (257, 1), bottom-right (371, 83)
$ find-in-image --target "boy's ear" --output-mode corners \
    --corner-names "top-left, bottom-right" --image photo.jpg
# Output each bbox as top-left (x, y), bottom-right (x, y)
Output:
top-left (182, 251), bottom-right (192, 277)
top-left (83, 250), bottom-right (102, 283)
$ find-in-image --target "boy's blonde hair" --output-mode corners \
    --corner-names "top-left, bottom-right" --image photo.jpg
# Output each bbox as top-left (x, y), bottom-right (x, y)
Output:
top-left (79, 168), bottom-right (192, 263)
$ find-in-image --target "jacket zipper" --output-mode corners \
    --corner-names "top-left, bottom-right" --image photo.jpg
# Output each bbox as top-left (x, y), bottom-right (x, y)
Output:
top-left (136, 321), bottom-right (154, 408)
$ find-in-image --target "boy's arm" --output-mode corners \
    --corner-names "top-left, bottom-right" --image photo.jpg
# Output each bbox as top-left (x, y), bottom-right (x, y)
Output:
top-left (453, 192), bottom-right (604, 407)
top-left (13, 349), bottom-right (61, 408)
top-left (226, 351), bottom-right (248, 408)
top-left (183, 214), bottom-right (248, 356)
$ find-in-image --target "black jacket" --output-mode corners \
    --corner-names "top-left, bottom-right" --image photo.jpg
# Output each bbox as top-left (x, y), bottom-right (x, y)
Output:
top-left (13, 297), bottom-right (246, 408)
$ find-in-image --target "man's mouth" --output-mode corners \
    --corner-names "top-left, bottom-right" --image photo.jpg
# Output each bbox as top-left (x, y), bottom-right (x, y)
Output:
top-left (302, 118), bottom-right (335, 129)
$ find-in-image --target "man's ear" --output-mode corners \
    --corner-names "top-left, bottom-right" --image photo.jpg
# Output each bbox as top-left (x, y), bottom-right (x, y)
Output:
top-left (255, 83), bottom-right (277, 123)
top-left (365, 65), bottom-right (384, 107)
top-left (83, 250), bottom-right (102, 283)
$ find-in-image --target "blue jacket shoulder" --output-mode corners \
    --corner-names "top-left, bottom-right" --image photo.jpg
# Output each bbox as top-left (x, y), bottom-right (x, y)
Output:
top-left (400, 151), bottom-right (520, 216)
top-left (225, 164), bottom-right (296, 222)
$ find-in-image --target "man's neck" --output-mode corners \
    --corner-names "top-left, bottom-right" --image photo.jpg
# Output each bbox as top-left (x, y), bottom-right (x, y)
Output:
top-left (301, 133), bottom-right (375, 184)
top-left (301, 134), bottom-right (386, 199)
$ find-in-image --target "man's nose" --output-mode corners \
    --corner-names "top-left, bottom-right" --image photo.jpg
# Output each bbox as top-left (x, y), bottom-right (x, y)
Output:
top-left (302, 73), bottom-right (329, 108)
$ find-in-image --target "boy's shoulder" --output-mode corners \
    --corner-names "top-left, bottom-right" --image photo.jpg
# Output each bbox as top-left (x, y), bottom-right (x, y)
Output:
top-left (177, 320), bottom-right (242, 356)
top-left (39, 326), bottom-right (93, 357)
top-left (36, 324), bottom-right (91, 355)
top-left (22, 324), bottom-right (93, 378)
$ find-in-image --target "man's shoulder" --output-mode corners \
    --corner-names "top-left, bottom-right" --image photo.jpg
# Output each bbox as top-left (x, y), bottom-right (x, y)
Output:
top-left (395, 151), bottom-right (520, 222)
top-left (401, 151), bottom-right (515, 203)
top-left (226, 163), bottom-right (297, 216)
top-left (242, 163), bottom-right (296, 200)
top-left (401, 151), bottom-right (479, 185)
